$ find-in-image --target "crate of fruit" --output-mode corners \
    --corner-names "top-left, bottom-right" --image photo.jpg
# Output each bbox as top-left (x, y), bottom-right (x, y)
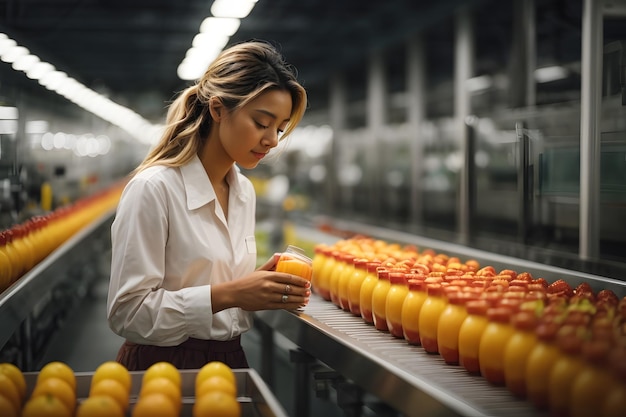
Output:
top-left (16, 361), bottom-right (288, 417)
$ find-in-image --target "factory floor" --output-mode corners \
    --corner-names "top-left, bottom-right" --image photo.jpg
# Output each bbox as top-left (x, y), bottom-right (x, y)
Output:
top-left (38, 261), bottom-right (345, 417)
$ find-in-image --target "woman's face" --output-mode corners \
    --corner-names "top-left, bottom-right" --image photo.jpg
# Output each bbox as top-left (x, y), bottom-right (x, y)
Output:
top-left (218, 89), bottom-right (293, 170)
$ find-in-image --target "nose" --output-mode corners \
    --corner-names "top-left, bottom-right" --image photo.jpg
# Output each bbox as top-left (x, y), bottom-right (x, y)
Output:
top-left (262, 129), bottom-right (280, 149)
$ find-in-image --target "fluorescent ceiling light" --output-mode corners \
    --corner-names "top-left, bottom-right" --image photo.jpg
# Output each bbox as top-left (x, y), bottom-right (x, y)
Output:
top-left (534, 65), bottom-right (569, 83)
top-left (211, 0), bottom-right (257, 18)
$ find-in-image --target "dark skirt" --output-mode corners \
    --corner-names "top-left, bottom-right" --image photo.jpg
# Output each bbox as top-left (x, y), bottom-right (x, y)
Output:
top-left (115, 336), bottom-right (249, 371)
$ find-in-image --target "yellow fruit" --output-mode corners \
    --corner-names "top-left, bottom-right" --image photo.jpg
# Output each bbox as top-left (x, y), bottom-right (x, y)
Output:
top-left (76, 395), bottom-right (124, 417)
top-left (143, 362), bottom-right (181, 389)
top-left (139, 376), bottom-right (181, 412)
top-left (132, 392), bottom-right (178, 417)
top-left (89, 378), bottom-right (129, 411)
top-left (0, 373), bottom-right (21, 411)
top-left (31, 376), bottom-right (76, 414)
top-left (196, 361), bottom-right (236, 391)
top-left (196, 375), bottom-right (237, 398)
top-left (193, 390), bottom-right (241, 417)
top-left (0, 394), bottom-right (18, 417)
top-left (0, 363), bottom-right (26, 402)
top-left (91, 361), bottom-right (132, 394)
top-left (37, 361), bottom-right (76, 392)
top-left (22, 394), bottom-right (71, 417)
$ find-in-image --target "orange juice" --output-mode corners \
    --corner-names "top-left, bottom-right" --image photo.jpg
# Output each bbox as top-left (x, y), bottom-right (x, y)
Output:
top-left (548, 327), bottom-right (586, 417)
top-left (385, 272), bottom-right (409, 338)
top-left (478, 306), bottom-right (515, 385)
top-left (525, 321), bottom-right (561, 410)
top-left (328, 252), bottom-right (348, 307)
top-left (401, 278), bottom-right (427, 345)
top-left (437, 291), bottom-right (472, 365)
top-left (371, 268), bottom-right (391, 331)
top-left (418, 283), bottom-right (447, 353)
top-left (347, 258), bottom-right (369, 316)
top-left (316, 248), bottom-right (338, 301)
top-left (276, 245), bottom-right (313, 281)
top-left (503, 310), bottom-right (539, 398)
top-left (337, 254), bottom-right (356, 312)
top-left (312, 245), bottom-right (330, 299)
top-left (458, 299), bottom-right (490, 374)
top-left (360, 262), bottom-right (381, 324)
top-left (570, 339), bottom-right (616, 417)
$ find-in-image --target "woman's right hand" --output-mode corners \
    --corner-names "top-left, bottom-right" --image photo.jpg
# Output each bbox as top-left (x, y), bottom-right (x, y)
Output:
top-left (211, 269), bottom-right (311, 313)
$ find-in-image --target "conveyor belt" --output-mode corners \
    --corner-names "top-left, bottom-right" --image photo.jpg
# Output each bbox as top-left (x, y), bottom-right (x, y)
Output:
top-left (257, 295), bottom-right (549, 417)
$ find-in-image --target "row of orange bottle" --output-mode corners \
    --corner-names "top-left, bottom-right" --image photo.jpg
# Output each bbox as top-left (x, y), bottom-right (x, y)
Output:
top-left (0, 182), bottom-right (125, 294)
top-left (311, 238), bottom-right (626, 417)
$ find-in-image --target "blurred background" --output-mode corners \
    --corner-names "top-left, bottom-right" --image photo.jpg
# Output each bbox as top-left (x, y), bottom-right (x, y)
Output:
top-left (1, 0), bottom-right (625, 279)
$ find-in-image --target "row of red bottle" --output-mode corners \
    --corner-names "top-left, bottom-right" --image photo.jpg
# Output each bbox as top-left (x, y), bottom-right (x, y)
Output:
top-left (311, 238), bottom-right (626, 417)
top-left (0, 182), bottom-right (125, 294)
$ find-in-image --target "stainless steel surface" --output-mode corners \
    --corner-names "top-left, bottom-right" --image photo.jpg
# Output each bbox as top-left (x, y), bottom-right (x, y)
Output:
top-left (257, 296), bottom-right (549, 417)
top-left (579, 0), bottom-right (604, 260)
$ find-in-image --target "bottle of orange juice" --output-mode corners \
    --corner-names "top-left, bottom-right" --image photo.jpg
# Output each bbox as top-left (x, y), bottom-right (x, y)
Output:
top-left (401, 277), bottom-right (427, 345)
top-left (602, 346), bottom-right (626, 417)
top-left (418, 282), bottom-right (448, 353)
top-left (315, 247), bottom-right (337, 301)
top-left (328, 252), bottom-right (348, 307)
top-left (276, 245), bottom-right (313, 281)
top-left (347, 258), bottom-right (369, 317)
top-left (311, 245), bottom-right (330, 299)
top-left (569, 330), bottom-right (616, 417)
top-left (360, 262), bottom-right (382, 324)
top-left (458, 299), bottom-right (490, 374)
top-left (385, 271), bottom-right (409, 338)
top-left (478, 306), bottom-right (516, 385)
top-left (525, 319), bottom-right (562, 410)
top-left (503, 308), bottom-right (540, 398)
top-left (337, 253), bottom-right (356, 312)
top-left (371, 268), bottom-right (392, 332)
top-left (548, 323), bottom-right (588, 417)
top-left (437, 290), bottom-right (473, 365)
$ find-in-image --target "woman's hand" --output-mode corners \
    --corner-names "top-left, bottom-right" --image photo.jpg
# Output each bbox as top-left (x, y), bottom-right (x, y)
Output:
top-left (211, 254), bottom-right (311, 313)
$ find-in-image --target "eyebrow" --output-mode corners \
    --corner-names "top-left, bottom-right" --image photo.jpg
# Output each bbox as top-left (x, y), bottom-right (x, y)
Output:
top-left (254, 109), bottom-right (290, 123)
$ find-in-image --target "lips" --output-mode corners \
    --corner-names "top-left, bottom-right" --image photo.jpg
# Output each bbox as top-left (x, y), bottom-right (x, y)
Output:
top-left (252, 151), bottom-right (267, 160)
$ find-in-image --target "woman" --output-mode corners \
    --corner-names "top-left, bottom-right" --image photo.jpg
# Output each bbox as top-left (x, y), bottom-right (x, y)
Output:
top-left (107, 40), bottom-right (309, 370)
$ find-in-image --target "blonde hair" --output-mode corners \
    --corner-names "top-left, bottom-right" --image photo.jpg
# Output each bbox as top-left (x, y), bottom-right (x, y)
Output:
top-left (134, 40), bottom-right (307, 174)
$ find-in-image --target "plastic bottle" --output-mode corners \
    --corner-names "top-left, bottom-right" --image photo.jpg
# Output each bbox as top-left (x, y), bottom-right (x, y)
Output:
top-left (328, 251), bottom-right (348, 307)
top-left (336, 253), bottom-right (356, 312)
top-left (503, 309), bottom-right (539, 398)
top-left (311, 245), bottom-right (330, 299)
top-left (458, 299), bottom-right (490, 374)
top-left (385, 271), bottom-right (409, 338)
top-left (525, 320), bottom-right (562, 410)
top-left (371, 268), bottom-right (392, 331)
top-left (401, 278), bottom-right (427, 345)
top-left (360, 262), bottom-right (382, 324)
top-left (548, 324), bottom-right (588, 417)
top-left (479, 306), bottom-right (516, 385)
top-left (602, 346), bottom-right (626, 417)
top-left (347, 258), bottom-right (369, 316)
top-left (437, 290), bottom-right (472, 365)
top-left (315, 247), bottom-right (337, 301)
top-left (569, 335), bottom-right (616, 417)
top-left (418, 282), bottom-right (448, 353)
top-left (0, 234), bottom-right (12, 292)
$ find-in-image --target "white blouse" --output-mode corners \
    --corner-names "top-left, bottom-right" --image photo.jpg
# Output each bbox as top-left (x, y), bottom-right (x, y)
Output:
top-left (107, 155), bottom-right (257, 346)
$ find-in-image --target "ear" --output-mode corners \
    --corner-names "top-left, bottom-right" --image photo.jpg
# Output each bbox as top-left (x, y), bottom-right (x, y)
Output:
top-left (208, 97), bottom-right (224, 122)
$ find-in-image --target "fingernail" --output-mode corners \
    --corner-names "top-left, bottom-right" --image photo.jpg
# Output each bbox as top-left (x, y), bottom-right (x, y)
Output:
top-left (305, 282), bottom-right (311, 288)
top-left (305, 290), bottom-right (311, 297)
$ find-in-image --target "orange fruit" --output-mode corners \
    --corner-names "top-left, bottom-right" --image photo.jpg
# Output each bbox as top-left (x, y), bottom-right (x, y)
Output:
top-left (143, 362), bottom-right (181, 389)
top-left (91, 361), bottom-right (132, 394)
top-left (31, 376), bottom-right (76, 414)
top-left (22, 394), bottom-right (71, 417)
top-left (0, 394), bottom-right (18, 417)
top-left (0, 373), bottom-right (21, 411)
top-left (89, 378), bottom-right (129, 411)
top-left (37, 361), bottom-right (76, 392)
top-left (196, 375), bottom-right (237, 398)
top-left (193, 390), bottom-right (241, 417)
top-left (76, 395), bottom-right (124, 417)
top-left (132, 392), bottom-right (178, 417)
top-left (0, 363), bottom-right (26, 402)
top-left (196, 361), bottom-right (236, 391)
top-left (139, 376), bottom-right (181, 412)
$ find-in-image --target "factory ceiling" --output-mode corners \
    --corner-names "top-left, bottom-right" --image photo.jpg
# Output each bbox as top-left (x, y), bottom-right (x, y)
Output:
top-left (0, 0), bottom-right (625, 123)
